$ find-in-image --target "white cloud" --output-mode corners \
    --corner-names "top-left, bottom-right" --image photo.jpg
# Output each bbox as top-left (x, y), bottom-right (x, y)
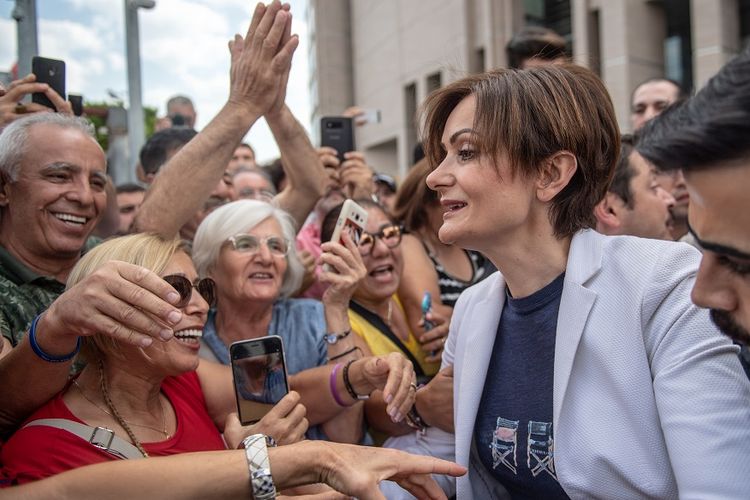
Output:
top-left (0, 0), bottom-right (311, 163)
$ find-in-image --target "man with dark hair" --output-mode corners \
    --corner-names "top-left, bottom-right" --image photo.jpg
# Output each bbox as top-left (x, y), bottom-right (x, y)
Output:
top-left (637, 47), bottom-right (750, 346)
top-left (115, 183), bottom-right (146, 235)
top-left (137, 127), bottom-right (198, 183)
top-left (165, 95), bottom-right (197, 129)
top-left (227, 142), bottom-right (256, 175)
top-left (630, 77), bottom-right (687, 131)
top-left (506, 26), bottom-right (567, 69)
top-left (594, 135), bottom-right (675, 240)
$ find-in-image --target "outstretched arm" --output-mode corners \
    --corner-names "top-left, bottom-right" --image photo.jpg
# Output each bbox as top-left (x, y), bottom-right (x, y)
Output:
top-left (135, 1), bottom-right (299, 237)
top-left (1, 441), bottom-right (466, 500)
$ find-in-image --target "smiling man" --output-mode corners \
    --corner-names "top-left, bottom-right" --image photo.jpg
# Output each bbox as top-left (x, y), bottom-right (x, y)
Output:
top-left (0, 113), bottom-right (106, 347)
top-left (638, 47), bottom-right (750, 346)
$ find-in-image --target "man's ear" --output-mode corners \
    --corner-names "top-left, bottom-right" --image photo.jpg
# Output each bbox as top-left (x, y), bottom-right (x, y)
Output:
top-left (593, 193), bottom-right (622, 234)
top-left (136, 163), bottom-right (155, 185)
top-left (0, 174), bottom-right (11, 208)
top-left (536, 151), bottom-right (577, 203)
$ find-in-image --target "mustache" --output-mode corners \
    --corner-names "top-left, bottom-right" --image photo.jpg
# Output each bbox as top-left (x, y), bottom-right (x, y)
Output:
top-left (710, 309), bottom-right (750, 346)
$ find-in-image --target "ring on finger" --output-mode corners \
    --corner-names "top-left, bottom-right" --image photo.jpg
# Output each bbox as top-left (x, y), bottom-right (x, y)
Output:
top-left (14, 103), bottom-right (27, 114)
top-left (409, 382), bottom-right (418, 392)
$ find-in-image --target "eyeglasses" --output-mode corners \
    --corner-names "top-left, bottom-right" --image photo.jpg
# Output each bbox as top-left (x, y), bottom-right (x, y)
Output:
top-left (236, 187), bottom-right (275, 202)
top-left (227, 234), bottom-right (289, 256)
top-left (163, 275), bottom-right (217, 308)
top-left (358, 225), bottom-right (403, 256)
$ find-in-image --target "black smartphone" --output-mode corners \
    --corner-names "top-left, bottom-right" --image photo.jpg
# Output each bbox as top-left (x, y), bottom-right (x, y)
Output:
top-left (31, 56), bottom-right (66, 110)
top-left (68, 94), bottom-right (83, 116)
top-left (321, 116), bottom-right (354, 163)
top-left (230, 335), bottom-right (289, 425)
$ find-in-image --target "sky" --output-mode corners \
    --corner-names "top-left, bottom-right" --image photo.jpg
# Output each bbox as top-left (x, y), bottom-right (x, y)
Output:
top-left (0, 0), bottom-right (311, 164)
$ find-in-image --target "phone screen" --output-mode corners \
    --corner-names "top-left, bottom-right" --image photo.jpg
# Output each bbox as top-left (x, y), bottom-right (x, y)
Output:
top-left (230, 337), bottom-right (289, 425)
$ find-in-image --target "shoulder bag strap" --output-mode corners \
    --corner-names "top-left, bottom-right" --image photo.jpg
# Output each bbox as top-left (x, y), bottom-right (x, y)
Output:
top-left (24, 418), bottom-right (145, 460)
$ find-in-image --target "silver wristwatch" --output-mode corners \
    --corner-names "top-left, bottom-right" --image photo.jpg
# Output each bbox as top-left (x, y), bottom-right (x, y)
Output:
top-left (323, 329), bottom-right (351, 345)
top-left (242, 434), bottom-right (277, 499)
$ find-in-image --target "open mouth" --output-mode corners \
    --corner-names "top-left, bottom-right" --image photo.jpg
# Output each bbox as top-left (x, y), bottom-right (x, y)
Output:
top-left (53, 212), bottom-right (88, 226)
top-left (370, 264), bottom-right (394, 279)
top-left (249, 272), bottom-right (274, 279)
top-left (174, 329), bottom-right (202, 345)
top-left (444, 201), bottom-right (467, 213)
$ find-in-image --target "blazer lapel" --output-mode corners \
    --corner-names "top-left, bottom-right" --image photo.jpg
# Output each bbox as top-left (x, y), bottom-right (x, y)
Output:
top-left (553, 230), bottom-right (602, 429)
top-left (455, 274), bottom-right (506, 465)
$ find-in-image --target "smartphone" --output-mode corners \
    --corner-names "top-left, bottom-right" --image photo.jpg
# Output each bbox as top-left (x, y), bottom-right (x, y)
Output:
top-left (321, 116), bottom-right (354, 163)
top-left (324, 199), bottom-right (368, 272)
top-left (354, 109), bottom-right (381, 126)
top-left (31, 57), bottom-right (66, 109)
top-left (230, 336), bottom-right (289, 425)
top-left (68, 94), bottom-right (83, 116)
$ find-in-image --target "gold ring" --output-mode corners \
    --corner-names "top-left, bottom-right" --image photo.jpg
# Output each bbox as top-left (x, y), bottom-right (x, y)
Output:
top-left (409, 382), bottom-right (418, 392)
top-left (14, 103), bottom-right (27, 114)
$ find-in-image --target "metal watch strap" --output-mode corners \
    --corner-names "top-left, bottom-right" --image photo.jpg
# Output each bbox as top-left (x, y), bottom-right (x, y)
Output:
top-left (324, 329), bottom-right (351, 344)
top-left (243, 434), bottom-right (277, 500)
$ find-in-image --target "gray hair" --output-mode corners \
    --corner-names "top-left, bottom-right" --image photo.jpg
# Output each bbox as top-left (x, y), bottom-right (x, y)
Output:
top-left (192, 199), bottom-right (303, 298)
top-left (0, 113), bottom-right (97, 182)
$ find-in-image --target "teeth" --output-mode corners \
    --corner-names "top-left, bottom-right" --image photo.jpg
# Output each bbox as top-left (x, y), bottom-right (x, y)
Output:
top-left (174, 329), bottom-right (203, 340)
top-left (54, 213), bottom-right (87, 224)
top-left (250, 273), bottom-right (272, 279)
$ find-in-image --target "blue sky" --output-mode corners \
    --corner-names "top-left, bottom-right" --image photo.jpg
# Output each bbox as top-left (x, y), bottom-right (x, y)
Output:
top-left (0, 0), bottom-right (311, 163)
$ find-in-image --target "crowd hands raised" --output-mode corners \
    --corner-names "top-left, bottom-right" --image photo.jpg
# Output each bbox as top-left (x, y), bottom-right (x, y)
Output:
top-left (1, 2), bottom-right (750, 499)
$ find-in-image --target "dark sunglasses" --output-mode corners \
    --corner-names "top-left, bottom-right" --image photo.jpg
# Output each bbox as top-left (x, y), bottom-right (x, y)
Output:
top-left (358, 225), bottom-right (403, 256)
top-left (163, 274), bottom-right (217, 308)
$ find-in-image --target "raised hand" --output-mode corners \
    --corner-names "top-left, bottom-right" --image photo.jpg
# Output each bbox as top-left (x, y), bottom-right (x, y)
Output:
top-left (0, 74), bottom-right (72, 129)
top-left (319, 230), bottom-right (367, 308)
top-left (223, 392), bottom-right (308, 448)
top-left (227, 1), bottom-right (298, 119)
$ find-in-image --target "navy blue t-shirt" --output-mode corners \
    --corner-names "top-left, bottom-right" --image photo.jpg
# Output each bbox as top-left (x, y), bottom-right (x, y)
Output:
top-left (473, 273), bottom-right (569, 499)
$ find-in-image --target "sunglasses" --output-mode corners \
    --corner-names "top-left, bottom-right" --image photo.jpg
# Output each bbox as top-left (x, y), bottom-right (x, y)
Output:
top-left (358, 225), bottom-right (403, 256)
top-left (227, 234), bottom-right (289, 256)
top-left (163, 274), bottom-right (217, 308)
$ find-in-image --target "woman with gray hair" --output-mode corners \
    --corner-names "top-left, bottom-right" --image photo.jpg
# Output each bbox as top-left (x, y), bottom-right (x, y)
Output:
top-left (193, 199), bottom-right (374, 443)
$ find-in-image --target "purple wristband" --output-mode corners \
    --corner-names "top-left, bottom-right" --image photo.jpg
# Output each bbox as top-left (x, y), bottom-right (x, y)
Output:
top-left (329, 363), bottom-right (350, 407)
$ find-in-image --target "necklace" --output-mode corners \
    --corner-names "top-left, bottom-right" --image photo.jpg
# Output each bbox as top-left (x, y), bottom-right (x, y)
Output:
top-left (73, 378), bottom-right (171, 439)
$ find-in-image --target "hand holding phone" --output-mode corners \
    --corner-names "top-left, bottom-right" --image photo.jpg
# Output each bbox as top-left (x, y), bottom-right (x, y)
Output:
top-left (321, 116), bottom-right (354, 164)
top-left (324, 199), bottom-right (368, 273)
top-left (230, 336), bottom-right (289, 425)
top-left (31, 56), bottom-right (66, 110)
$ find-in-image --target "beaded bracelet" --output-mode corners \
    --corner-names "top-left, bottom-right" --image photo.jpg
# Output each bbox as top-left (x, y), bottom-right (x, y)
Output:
top-left (329, 363), bottom-right (351, 407)
top-left (28, 313), bottom-right (81, 363)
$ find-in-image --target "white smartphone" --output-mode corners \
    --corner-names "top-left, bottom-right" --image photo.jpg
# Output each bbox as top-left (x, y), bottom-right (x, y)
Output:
top-left (324, 199), bottom-right (368, 272)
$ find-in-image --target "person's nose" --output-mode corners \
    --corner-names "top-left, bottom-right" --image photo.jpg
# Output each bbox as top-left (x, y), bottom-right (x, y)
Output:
top-left (426, 159), bottom-right (452, 192)
top-left (658, 187), bottom-right (675, 208)
top-left (691, 253), bottom-right (738, 313)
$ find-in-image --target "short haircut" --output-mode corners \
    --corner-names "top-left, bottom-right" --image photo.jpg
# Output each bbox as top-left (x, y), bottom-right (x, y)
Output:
top-left (637, 47), bottom-right (750, 172)
top-left (391, 158), bottom-right (438, 232)
top-left (139, 127), bottom-right (197, 175)
top-left (236, 142), bottom-right (255, 155)
top-left (66, 233), bottom-right (185, 362)
top-left (421, 64), bottom-right (620, 238)
top-left (506, 26), bottom-right (567, 69)
top-left (166, 95), bottom-right (194, 112)
top-left (192, 200), bottom-right (303, 298)
top-left (0, 113), bottom-right (97, 182)
top-left (263, 158), bottom-right (286, 193)
top-left (232, 166), bottom-right (277, 194)
top-left (116, 182), bottom-right (146, 195)
top-left (607, 135), bottom-right (637, 208)
top-left (630, 77), bottom-right (689, 106)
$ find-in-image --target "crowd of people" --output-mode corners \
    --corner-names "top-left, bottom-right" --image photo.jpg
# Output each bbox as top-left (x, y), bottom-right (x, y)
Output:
top-left (0, 2), bottom-right (748, 498)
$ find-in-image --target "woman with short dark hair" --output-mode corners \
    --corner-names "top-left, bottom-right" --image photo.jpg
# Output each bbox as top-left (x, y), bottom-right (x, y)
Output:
top-left (404, 64), bottom-right (750, 499)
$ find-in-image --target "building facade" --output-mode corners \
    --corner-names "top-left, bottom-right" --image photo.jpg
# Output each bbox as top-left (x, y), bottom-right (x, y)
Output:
top-left (308, 0), bottom-right (750, 178)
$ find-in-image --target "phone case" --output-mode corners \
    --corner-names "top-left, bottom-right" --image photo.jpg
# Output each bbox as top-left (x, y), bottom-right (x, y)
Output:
top-left (31, 57), bottom-right (66, 109)
top-left (329, 199), bottom-right (368, 246)
top-left (230, 336), bottom-right (289, 425)
top-left (321, 116), bottom-right (355, 163)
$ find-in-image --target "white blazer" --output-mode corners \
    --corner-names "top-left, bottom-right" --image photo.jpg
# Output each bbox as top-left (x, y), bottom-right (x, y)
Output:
top-left (396, 230), bottom-right (750, 499)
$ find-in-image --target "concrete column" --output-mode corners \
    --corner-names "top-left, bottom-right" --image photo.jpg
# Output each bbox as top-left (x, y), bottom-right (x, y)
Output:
top-left (599, 0), bottom-right (667, 132)
top-left (572, 0), bottom-right (590, 68)
top-left (691, 0), bottom-right (740, 90)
